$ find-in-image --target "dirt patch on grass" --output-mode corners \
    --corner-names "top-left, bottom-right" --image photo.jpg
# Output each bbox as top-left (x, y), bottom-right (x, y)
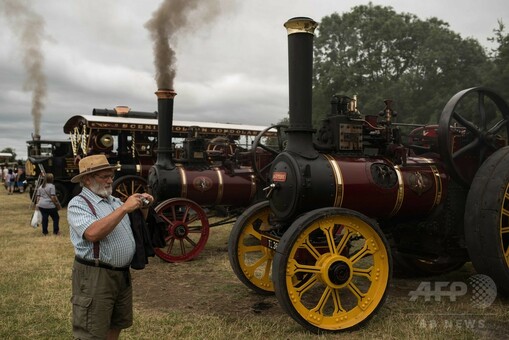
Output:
top-left (131, 245), bottom-right (284, 319)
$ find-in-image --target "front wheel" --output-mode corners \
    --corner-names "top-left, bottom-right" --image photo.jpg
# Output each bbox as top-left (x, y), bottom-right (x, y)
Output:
top-left (153, 198), bottom-right (210, 262)
top-left (272, 208), bottom-right (391, 333)
top-left (228, 201), bottom-right (274, 295)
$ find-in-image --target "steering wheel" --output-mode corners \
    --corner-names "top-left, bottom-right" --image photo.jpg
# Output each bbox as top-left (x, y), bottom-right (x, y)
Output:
top-left (251, 124), bottom-right (287, 184)
top-left (438, 87), bottom-right (509, 187)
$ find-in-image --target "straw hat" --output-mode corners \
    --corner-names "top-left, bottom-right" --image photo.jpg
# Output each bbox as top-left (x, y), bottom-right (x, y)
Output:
top-left (71, 154), bottom-right (119, 183)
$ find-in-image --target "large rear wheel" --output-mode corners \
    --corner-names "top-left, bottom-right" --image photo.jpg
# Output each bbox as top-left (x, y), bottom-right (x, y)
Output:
top-left (228, 201), bottom-right (274, 295)
top-left (272, 208), bottom-right (391, 333)
top-left (465, 146), bottom-right (509, 296)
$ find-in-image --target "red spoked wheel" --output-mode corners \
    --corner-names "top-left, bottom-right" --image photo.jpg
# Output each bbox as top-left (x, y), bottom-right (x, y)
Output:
top-left (154, 198), bottom-right (210, 262)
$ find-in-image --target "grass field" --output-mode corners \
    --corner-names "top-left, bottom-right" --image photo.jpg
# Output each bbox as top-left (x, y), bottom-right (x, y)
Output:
top-left (0, 189), bottom-right (507, 339)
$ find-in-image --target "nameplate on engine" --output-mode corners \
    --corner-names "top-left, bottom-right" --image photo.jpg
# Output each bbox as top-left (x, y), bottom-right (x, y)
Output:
top-left (261, 235), bottom-right (279, 250)
top-left (272, 172), bottom-right (287, 182)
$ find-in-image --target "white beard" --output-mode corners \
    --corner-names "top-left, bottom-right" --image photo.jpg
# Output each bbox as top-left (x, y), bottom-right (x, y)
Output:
top-left (89, 179), bottom-right (113, 198)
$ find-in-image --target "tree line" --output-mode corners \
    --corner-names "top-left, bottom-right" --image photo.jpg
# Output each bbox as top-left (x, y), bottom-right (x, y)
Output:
top-left (310, 3), bottom-right (509, 127)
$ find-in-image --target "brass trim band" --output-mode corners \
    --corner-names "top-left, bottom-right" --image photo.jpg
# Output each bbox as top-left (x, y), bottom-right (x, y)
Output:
top-left (390, 165), bottom-right (404, 216)
top-left (249, 174), bottom-right (257, 202)
top-left (284, 17), bottom-right (318, 35)
top-left (324, 154), bottom-right (344, 207)
top-left (178, 167), bottom-right (187, 198)
top-left (430, 165), bottom-right (443, 210)
top-left (155, 89), bottom-right (177, 99)
top-left (215, 168), bottom-right (224, 205)
top-left (421, 157), bottom-right (443, 211)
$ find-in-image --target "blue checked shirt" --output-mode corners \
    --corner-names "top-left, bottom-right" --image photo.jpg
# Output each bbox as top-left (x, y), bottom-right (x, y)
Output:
top-left (67, 187), bottom-right (135, 267)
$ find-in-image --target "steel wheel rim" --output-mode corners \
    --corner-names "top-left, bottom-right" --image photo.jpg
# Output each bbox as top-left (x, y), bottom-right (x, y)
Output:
top-left (282, 214), bottom-right (390, 330)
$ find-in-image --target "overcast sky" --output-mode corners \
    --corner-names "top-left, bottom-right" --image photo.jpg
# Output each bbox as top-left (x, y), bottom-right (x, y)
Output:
top-left (0, 0), bottom-right (507, 159)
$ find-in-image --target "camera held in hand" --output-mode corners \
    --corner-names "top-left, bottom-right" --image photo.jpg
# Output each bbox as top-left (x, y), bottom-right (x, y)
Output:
top-left (140, 197), bottom-right (150, 207)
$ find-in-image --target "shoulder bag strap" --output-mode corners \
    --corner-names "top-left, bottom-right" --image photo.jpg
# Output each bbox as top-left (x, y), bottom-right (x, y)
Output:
top-left (46, 188), bottom-right (61, 208)
top-left (78, 194), bottom-right (100, 263)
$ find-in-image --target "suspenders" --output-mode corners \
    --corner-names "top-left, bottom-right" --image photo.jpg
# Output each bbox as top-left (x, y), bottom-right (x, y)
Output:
top-left (78, 195), bottom-right (100, 265)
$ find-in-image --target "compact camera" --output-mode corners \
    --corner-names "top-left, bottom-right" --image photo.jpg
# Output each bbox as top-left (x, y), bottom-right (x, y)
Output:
top-left (140, 197), bottom-right (150, 207)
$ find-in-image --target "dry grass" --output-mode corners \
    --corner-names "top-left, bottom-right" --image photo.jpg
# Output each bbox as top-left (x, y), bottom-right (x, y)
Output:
top-left (0, 189), bottom-right (507, 339)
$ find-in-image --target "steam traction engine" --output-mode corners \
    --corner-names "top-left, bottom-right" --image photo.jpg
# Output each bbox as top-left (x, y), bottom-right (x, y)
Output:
top-left (147, 90), bottom-right (281, 262)
top-left (227, 17), bottom-right (509, 333)
top-left (64, 102), bottom-right (280, 262)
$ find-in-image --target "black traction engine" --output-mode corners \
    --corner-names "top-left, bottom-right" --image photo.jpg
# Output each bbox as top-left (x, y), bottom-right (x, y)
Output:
top-left (227, 17), bottom-right (509, 333)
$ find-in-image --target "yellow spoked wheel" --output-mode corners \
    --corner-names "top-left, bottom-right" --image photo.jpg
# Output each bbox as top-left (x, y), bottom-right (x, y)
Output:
top-left (228, 201), bottom-right (275, 295)
top-left (273, 208), bottom-right (391, 333)
top-left (500, 183), bottom-right (509, 270)
top-left (465, 146), bottom-right (509, 296)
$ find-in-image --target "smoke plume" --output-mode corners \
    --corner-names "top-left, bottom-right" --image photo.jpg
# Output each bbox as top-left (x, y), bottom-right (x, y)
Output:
top-left (1, 0), bottom-right (46, 137)
top-left (145, 0), bottom-right (224, 89)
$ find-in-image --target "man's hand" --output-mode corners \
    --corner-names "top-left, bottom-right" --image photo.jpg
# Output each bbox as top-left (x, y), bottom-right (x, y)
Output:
top-left (124, 193), bottom-right (155, 213)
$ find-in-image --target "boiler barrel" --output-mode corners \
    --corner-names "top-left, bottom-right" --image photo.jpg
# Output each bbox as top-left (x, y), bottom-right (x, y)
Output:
top-left (270, 154), bottom-right (447, 219)
top-left (328, 155), bottom-right (447, 218)
top-left (155, 166), bottom-right (257, 207)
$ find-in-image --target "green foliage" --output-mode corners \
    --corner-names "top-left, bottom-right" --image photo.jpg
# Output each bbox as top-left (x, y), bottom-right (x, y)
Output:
top-left (0, 147), bottom-right (17, 162)
top-left (312, 3), bottom-right (489, 126)
top-left (485, 20), bottom-right (509, 101)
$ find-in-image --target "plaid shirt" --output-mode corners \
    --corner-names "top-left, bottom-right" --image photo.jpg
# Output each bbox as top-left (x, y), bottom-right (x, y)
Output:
top-left (67, 187), bottom-right (135, 267)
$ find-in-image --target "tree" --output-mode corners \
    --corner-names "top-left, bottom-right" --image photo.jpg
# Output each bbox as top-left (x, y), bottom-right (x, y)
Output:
top-left (484, 20), bottom-right (509, 100)
top-left (312, 3), bottom-right (488, 126)
top-left (0, 147), bottom-right (17, 162)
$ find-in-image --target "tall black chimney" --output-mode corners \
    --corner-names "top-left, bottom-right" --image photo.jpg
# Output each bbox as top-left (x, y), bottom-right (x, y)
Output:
top-left (284, 17), bottom-right (319, 159)
top-left (148, 89), bottom-right (181, 202)
top-left (155, 89), bottom-right (177, 169)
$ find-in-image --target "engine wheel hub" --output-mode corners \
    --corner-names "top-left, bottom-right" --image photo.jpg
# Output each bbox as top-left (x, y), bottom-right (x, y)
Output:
top-left (328, 260), bottom-right (351, 285)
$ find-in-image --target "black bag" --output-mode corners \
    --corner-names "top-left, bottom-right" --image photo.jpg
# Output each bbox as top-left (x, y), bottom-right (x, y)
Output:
top-left (146, 207), bottom-right (168, 248)
top-left (128, 207), bottom-right (167, 270)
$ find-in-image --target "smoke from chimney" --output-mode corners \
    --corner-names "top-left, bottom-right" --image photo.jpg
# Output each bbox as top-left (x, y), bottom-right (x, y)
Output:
top-left (145, 0), bottom-right (228, 89)
top-left (1, 0), bottom-right (47, 137)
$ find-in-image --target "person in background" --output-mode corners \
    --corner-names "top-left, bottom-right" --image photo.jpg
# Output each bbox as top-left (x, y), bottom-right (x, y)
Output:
top-left (36, 173), bottom-right (61, 235)
top-left (2, 165), bottom-right (8, 183)
top-left (6, 169), bottom-right (15, 195)
top-left (67, 154), bottom-right (153, 340)
top-left (16, 168), bottom-right (26, 193)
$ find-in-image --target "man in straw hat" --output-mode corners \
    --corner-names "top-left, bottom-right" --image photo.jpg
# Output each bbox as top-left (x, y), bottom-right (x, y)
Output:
top-left (67, 154), bottom-right (154, 340)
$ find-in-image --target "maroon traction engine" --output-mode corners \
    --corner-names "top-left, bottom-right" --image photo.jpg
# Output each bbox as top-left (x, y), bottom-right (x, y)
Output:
top-left (147, 90), bottom-right (279, 262)
top-left (227, 17), bottom-right (509, 333)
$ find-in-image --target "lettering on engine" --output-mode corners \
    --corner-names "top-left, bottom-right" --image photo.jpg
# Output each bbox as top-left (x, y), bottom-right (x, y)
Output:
top-left (261, 235), bottom-right (279, 250)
